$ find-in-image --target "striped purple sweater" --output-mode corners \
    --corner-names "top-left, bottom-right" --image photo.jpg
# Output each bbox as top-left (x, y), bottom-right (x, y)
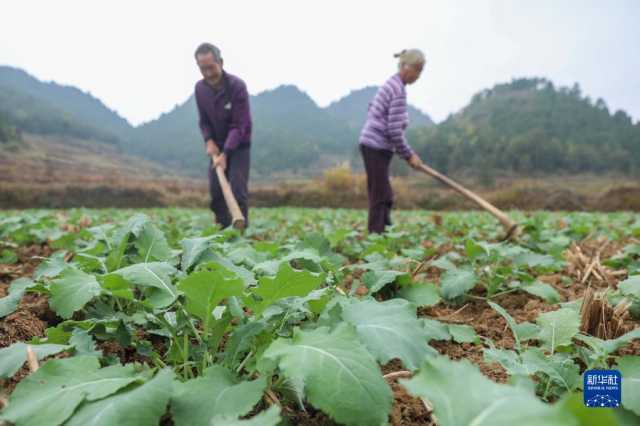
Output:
top-left (359, 73), bottom-right (414, 159)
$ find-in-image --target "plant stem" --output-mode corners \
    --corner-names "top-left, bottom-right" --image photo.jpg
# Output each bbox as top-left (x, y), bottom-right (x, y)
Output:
top-left (542, 378), bottom-right (552, 401)
top-left (176, 301), bottom-right (204, 345)
top-left (114, 297), bottom-right (124, 312)
top-left (182, 333), bottom-right (195, 379)
top-left (236, 351), bottom-right (254, 374)
top-left (151, 354), bottom-right (167, 369)
top-left (469, 286), bottom-right (519, 301)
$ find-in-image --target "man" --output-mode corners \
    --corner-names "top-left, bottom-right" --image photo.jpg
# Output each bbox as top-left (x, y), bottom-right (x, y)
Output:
top-left (194, 43), bottom-right (252, 228)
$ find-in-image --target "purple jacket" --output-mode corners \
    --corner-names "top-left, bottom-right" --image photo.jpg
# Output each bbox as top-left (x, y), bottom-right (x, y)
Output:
top-left (195, 71), bottom-right (252, 153)
top-left (359, 73), bottom-right (413, 159)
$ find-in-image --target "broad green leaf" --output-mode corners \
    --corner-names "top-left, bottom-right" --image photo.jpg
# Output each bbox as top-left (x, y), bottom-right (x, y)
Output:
top-left (260, 324), bottom-right (392, 426)
top-left (619, 276), bottom-right (640, 299)
top-left (617, 356), bottom-right (640, 415)
top-left (0, 342), bottom-right (69, 378)
top-left (180, 236), bottom-right (215, 271)
top-left (602, 328), bottom-right (640, 354)
top-left (302, 232), bottom-right (331, 255)
top-left (431, 256), bottom-right (456, 271)
top-left (283, 248), bottom-right (324, 265)
top-left (575, 328), bottom-right (640, 358)
top-left (171, 366), bottom-right (266, 426)
top-left (401, 247), bottom-right (425, 260)
top-left (250, 263), bottom-right (324, 317)
top-left (536, 308), bottom-right (580, 352)
top-left (508, 374), bottom-right (538, 393)
top-left (201, 254), bottom-right (257, 287)
top-left (514, 252), bottom-right (557, 268)
top-left (398, 283), bottom-right (441, 307)
top-left (45, 324), bottom-right (73, 344)
top-left (614, 407), bottom-right (640, 426)
top-left (34, 252), bottom-right (68, 279)
top-left (224, 320), bottom-right (269, 367)
top-left (448, 324), bottom-right (480, 344)
top-left (9, 277), bottom-right (35, 293)
top-left (50, 230), bottom-right (84, 251)
top-left (484, 347), bottom-right (577, 388)
top-left (265, 288), bottom-right (333, 319)
top-left (465, 239), bottom-right (486, 259)
top-left (0, 278), bottom-right (35, 318)
top-left (488, 301), bottom-right (522, 351)
top-left (118, 213), bottom-right (149, 239)
top-left (401, 356), bottom-right (574, 426)
top-left (49, 268), bottom-right (102, 319)
top-left (440, 268), bottom-right (476, 300)
top-left (1, 356), bottom-right (140, 426)
top-left (228, 247), bottom-right (267, 268)
top-left (113, 262), bottom-right (178, 308)
top-left (134, 222), bottom-right (172, 262)
top-left (557, 392), bottom-right (622, 426)
top-left (484, 347), bottom-right (533, 376)
top-left (211, 406), bottom-right (281, 426)
top-left (254, 241), bottom-right (280, 255)
top-left (252, 260), bottom-right (283, 275)
top-left (514, 322), bottom-right (542, 341)
top-left (253, 259), bottom-right (282, 276)
top-left (341, 298), bottom-right (436, 371)
top-left (307, 288), bottom-right (334, 315)
top-left (70, 328), bottom-right (102, 357)
top-left (422, 319), bottom-right (452, 341)
top-left (521, 348), bottom-right (581, 392)
top-left (177, 268), bottom-right (244, 323)
top-left (493, 243), bottom-right (528, 259)
top-left (106, 214), bottom-right (148, 271)
top-left (74, 252), bottom-right (105, 274)
top-left (65, 368), bottom-right (174, 426)
top-left (361, 269), bottom-right (406, 293)
top-left (100, 273), bottom-right (134, 300)
top-left (522, 281), bottom-right (561, 304)
top-left (328, 228), bottom-right (351, 248)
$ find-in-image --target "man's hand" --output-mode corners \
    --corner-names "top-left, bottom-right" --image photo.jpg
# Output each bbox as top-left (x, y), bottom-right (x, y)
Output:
top-left (407, 153), bottom-right (423, 170)
top-left (206, 139), bottom-right (219, 157)
top-left (213, 153), bottom-right (227, 171)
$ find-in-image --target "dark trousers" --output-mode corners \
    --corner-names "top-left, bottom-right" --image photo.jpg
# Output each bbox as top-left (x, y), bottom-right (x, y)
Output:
top-left (208, 147), bottom-right (250, 228)
top-left (360, 144), bottom-right (393, 234)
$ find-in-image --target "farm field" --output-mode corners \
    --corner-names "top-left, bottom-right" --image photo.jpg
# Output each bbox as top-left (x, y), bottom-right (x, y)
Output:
top-left (0, 208), bottom-right (639, 425)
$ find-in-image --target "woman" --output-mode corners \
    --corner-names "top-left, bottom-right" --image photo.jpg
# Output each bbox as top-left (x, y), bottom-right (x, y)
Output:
top-left (359, 49), bottom-right (425, 233)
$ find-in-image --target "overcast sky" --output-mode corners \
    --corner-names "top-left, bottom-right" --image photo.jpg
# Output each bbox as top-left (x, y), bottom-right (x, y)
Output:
top-left (2, 0), bottom-right (639, 126)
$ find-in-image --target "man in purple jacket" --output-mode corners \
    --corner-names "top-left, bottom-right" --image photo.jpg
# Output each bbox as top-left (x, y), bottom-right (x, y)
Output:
top-left (194, 43), bottom-right (252, 228)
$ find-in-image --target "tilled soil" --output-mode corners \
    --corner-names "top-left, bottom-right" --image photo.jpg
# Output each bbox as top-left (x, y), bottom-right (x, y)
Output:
top-left (1, 237), bottom-right (639, 425)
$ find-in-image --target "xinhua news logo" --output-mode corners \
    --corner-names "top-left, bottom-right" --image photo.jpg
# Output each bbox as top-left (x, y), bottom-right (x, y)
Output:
top-left (583, 369), bottom-right (622, 408)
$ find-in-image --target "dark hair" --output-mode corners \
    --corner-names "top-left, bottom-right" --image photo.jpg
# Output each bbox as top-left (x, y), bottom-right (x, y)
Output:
top-left (194, 43), bottom-right (222, 63)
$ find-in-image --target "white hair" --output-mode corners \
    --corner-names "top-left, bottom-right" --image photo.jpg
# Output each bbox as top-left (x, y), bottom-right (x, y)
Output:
top-left (395, 49), bottom-right (426, 69)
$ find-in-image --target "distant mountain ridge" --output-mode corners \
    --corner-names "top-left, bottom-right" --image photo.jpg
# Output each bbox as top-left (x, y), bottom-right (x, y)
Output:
top-left (0, 66), bottom-right (131, 141)
top-left (410, 77), bottom-right (640, 176)
top-left (4, 67), bottom-right (637, 179)
top-left (0, 66), bottom-right (433, 176)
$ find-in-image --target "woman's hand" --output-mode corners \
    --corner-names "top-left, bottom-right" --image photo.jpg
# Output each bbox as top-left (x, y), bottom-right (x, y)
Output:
top-left (407, 153), bottom-right (423, 170)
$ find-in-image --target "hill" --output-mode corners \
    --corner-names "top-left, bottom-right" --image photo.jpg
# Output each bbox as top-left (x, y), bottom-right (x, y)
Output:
top-left (411, 78), bottom-right (640, 176)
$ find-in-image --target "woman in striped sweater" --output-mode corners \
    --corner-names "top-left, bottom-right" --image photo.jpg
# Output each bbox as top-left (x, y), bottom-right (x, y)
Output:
top-left (359, 49), bottom-right (425, 233)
